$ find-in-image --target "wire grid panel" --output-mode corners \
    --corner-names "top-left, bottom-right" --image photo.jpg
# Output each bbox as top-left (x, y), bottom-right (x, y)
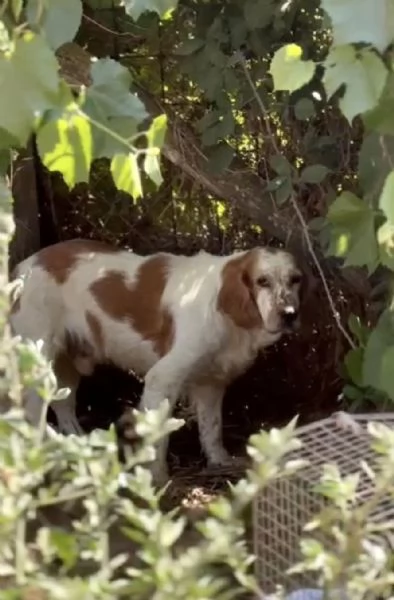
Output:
top-left (253, 412), bottom-right (394, 594)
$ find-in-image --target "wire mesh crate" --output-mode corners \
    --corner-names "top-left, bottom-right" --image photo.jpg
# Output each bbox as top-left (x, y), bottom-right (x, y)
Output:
top-left (253, 412), bottom-right (394, 594)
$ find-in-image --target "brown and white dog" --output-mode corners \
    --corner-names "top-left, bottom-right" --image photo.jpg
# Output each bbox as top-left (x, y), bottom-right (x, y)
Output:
top-left (10, 239), bottom-right (305, 483)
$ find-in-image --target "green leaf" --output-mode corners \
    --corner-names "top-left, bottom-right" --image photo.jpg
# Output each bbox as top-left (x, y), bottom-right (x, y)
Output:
top-left (294, 97), bottom-right (315, 121)
top-left (323, 46), bottom-right (388, 123)
top-left (201, 112), bottom-right (235, 147)
top-left (206, 142), bottom-right (234, 173)
top-left (49, 529), bottom-right (78, 570)
top-left (275, 177), bottom-right (293, 206)
top-left (321, 0), bottom-right (394, 53)
top-left (358, 132), bottom-right (394, 204)
top-left (269, 155), bottom-right (292, 177)
top-left (379, 170), bottom-right (394, 225)
top-left (326, 191), bottom-right (379, 272)
top-left (142, 115), bottom-right (167, 190)
top-left (348, 313), bottom-right (368, 345)
top-left (0, 32), bottom-right (60, 144)
top-left (26, 0), bottom-right (82, 51)
top-left (87, 58), bottom-right (147, 121)
top-left (269, 44), bottom-right (316, 93)
top-left (146, 114), bottom-right (167, 150)
top-left (143, 150), bottom-right (163, 187)
top-left (122, 0), bottom-right (178, 20)
top-left (37, 104), bottom-right (92, 188)
top-left (93, 116), bottom-right (138, 158)
top-left (82, 58), bottom-right (148, 159)
top-left (344, 347), bottom-right (364, 386)
top-left (377, 221), bottom-right (394, 269)
top-left (363, 72), bottom-right (394, 135)
top-left (243, 0), bottom-right (275, 31)
top-left (364, 310), bottom-right (394, 400)
top-left (300, 164), bottom-right (330, 184)
top-left (111, 153), bottom-right (142, 199)
top-left (175, 38), bottom-right (205, 56)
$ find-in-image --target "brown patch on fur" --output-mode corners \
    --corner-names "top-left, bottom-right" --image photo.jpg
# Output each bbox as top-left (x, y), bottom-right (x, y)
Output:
top-left (89, 255), bottom-right (174, 357)
top-left (217, 250), bottom-right (263, 329)
top-left (35, 239), bottom-right (120, 285)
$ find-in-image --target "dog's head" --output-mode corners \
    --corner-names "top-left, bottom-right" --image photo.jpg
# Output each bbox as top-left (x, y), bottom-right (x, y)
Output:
top-left (218, 247), bottom-right (308, 336)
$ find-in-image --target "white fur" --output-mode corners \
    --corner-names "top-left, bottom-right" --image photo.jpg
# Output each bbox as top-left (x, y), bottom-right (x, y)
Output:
top-left (10, 242), bottom-right (301, 484)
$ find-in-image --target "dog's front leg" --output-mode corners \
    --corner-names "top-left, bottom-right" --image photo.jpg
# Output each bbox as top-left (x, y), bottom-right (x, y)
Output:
top-left (139, 351), bottom-right (193, 486)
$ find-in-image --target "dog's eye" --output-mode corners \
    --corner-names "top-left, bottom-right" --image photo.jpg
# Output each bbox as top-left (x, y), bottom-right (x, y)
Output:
top-left (256, 276), bottom-right (270, 288)
top-left (290, 274), bottom-right (302, 285)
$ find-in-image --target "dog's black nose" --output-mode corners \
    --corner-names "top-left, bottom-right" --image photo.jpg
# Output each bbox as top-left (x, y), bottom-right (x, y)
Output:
top-left (281, 306), bottom-right (298, 327)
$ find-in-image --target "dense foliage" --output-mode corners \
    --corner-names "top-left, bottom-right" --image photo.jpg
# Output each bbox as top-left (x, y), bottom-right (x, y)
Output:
top-left (0, 0), bottom-right (394, 597)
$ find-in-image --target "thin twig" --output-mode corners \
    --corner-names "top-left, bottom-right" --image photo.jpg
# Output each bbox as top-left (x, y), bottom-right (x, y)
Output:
top-left (240, 57), bottom-right (355, 349)
top-left (83, 13), bottom-right (146, 36)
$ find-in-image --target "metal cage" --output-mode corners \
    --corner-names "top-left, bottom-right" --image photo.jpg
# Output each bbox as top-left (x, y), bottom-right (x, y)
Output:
top-left (253, 412), bottom-right (394, 595)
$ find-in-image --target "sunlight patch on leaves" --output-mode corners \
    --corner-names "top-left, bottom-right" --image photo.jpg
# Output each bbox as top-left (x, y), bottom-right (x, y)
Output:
top-left (326, 191), bottom-right (379, 272)
top-left (270, 44), bottom-right (315, 93)
top-left (323, 46), bottom-right (388, 123)
top-left (37, 105), bottom-right (93, 188)
top-left (111, 153), bottom-right (142, 199)
top-left (0, 32), bottom-right (59, 144)
top-left (143, 114), bottom-right (167, 187)
top-left (121, 0), bottom-right (178, 20)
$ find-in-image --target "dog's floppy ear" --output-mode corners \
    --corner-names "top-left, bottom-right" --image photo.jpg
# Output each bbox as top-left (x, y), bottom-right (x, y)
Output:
top-left (217, 252), bottom-right (263, 330)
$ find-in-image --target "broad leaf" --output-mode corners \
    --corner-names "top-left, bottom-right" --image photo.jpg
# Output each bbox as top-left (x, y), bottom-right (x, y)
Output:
top-left (201, 112), bottom-right (235, 147)
top-left (321, 0), bottom-right (394, 53)
top-left (143, 152), bottom-right (163, 187)
top-left (37, 104), bottom-right (93, 188)
top-left (243, 0), bottom-right (275, 30)
top-left (146, 114), bottom-right (167, 150)
top-left (270, 44), bottom-right (316, 93)
top-left (300, 164), bottom-right (330, 184)
top-left (143, 114), bottom-right (167, 185)
top-left (379, 170), bottom-right (394, 225)
top-left (122, 0), bottom-right (178, 20)
top-left (111, 153), bottom-right (142, 199)
top-left (323, 46), bottom-right (388, 123)
top-left (0, 32), bottom-right (59, 144)
top-left (269, 155), bottom-right (292, 177)
top-left (175, 38), bottom-right (205, 56)
top-left (364, 309), bottom-right (394, 400)
top-left (206, 142), bottom-right (235, 173)
top-left (344, 347), bottom-right (364, 387)
top-left (357, 132), bottom-right (394, 205)
top-left (326, 191), bottom-right (379, 272)
top-left (294, 97), bottom-right (315, 121)
top-left (87, 58), bottom-right (147, 121)
top-left (93, 116), bottom-right (139, 158)
top-left (364, 72), bottom-right (394, 135)
top-left (26, 0), bottom-right (82, 51)
top-left (275, 177), bottom-right (293, 206)
top-left (82, 58), bottom-right (147, 159)
top-left (377, 221), bottom-right (394, 270)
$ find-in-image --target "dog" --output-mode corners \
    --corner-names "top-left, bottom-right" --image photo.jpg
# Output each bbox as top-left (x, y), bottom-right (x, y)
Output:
top-left (10, 239), bottom-right (306, 484)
